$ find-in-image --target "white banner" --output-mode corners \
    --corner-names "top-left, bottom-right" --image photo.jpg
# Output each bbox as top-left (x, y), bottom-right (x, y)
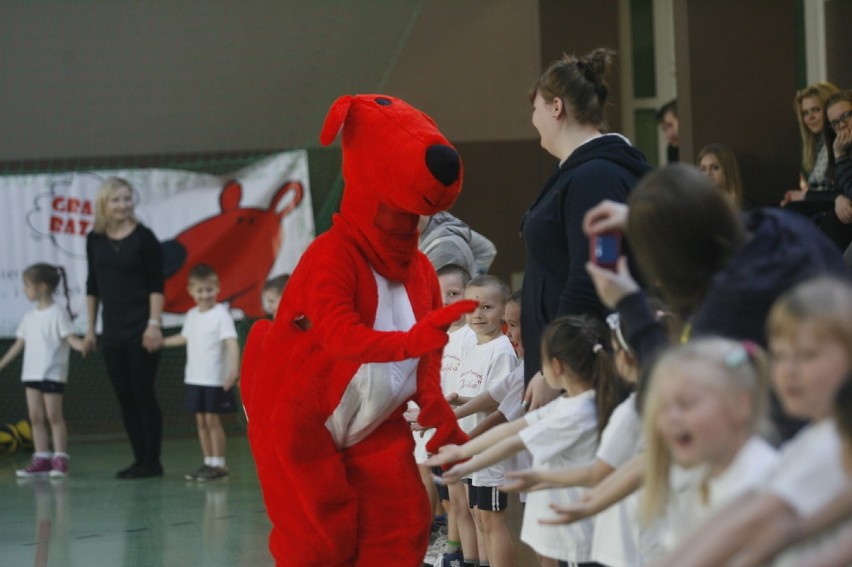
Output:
top-left (0, 150), bottom-right (314, 337)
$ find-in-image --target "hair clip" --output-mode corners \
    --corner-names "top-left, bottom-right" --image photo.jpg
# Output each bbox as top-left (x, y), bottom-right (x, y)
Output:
top-left (742, 340), bottom-right (760, 357)
top-left (725, 344), bottom-right (749, 368)
top-left (593, 343), bottom-right (603, 354)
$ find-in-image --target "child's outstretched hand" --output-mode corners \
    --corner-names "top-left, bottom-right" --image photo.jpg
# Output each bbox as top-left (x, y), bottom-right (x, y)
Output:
top-left (500, 469), bottom-right (557, 493)
top-left (422, 443), bottom-right (465, 468)
top-left (404, 300), bottom-right (478, 357)
top-left (432, 464), bottom-right (466, 485)
top-left (541, 495), bottom-right (595, 525)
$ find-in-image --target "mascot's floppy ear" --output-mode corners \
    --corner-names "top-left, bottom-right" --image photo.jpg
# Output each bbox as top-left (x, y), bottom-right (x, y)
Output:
top-left (320, 95), bottom-right (353, 146)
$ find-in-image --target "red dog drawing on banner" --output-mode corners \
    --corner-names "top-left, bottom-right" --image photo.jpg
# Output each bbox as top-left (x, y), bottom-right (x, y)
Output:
top-left (162, 180), bottom-right (303, 317)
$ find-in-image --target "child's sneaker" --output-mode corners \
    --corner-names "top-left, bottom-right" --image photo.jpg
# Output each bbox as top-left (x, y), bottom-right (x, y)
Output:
top-left (16, 456), bottom-right (52, 478)
top-left (49, 455), bottom-right (69, 478)
top-left (196, 466), bottom-right (229, 482)
top-left (423, 534), bottom-right (447, 565)
top-left (438, 550), bottom-right (463, 567)
top-left (185, 465), bottom-right (211, 481)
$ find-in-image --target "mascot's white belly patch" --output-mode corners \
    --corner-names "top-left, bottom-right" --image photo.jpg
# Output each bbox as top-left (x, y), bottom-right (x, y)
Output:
top-left (325, 271), bottom-right (418, 449)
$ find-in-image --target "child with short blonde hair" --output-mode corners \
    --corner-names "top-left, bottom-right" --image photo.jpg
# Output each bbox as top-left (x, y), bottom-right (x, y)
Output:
top-left (164, 264), bottom-right (240, 481)
top-left (640, 338), bottom-right (778, 552)
top-left (449, 274), bottom-right (517, 567)
top-left (655, 277), bottom-right (852, 567)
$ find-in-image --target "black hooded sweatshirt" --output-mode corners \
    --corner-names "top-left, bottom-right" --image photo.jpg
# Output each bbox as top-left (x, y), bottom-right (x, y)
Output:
top-left (520, 134), bottom-right (651, 383)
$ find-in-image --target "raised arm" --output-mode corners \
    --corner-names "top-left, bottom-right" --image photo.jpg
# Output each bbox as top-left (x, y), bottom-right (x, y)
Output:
top-left (454, 389), bottom-right (500, 419)
top-left (542, 452), bottom-right (644, 525)
top-left (501, 458), bottom-right (615, 493)
top-left (730, 484), bottom-right (852, 567)
top-left (651, 491), bottom-right (791, 567)
top-left (436, 432), bottom-right (527, 484)
top-left (424, 417), bottom-right (528, 469)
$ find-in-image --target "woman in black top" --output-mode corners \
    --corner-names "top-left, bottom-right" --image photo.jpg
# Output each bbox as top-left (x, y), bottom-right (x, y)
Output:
top-left (521, 48), bottom-right (651, 408)
top-left (83, 177), bottom-right (165, 478)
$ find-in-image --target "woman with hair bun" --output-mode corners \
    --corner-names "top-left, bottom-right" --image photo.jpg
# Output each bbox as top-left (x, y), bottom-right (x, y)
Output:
top-left (520, 48), bottom-right (651, 408)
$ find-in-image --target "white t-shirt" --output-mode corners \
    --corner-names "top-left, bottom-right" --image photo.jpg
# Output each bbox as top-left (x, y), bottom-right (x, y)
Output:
top-left (519, 390), bottom-right (599, 563)
top-left (16, 304), bottom-right (75, 383)
top-left (591, 393), bottom-right (645, 567)
top-left (662, 436), bottom-right (778, 552)
top-left (768, 419), bottom-right (850, 567)
top-left (440, 325), bottom-right (476, 395)
top-left (180, 303), bottom-right (238, 387)
top-left (455, 334), bottom-right (517, 434)
top-left (489, 361), bottom-right (532, 482)
top-left (456, 334), bottom-right (517, 486)
top-left (490, 360), bottom-right (525, 422)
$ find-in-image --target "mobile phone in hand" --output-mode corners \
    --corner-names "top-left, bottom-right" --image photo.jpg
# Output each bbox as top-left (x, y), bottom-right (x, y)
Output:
top-left (590, 231), bottom-right (622, 271)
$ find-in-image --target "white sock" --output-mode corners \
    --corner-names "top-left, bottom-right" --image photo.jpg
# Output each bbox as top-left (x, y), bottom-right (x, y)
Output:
top-left (209, 456), bottom-right (226, 468)
top-left (204, 457), bottom-right (214, 466)
top-left (34, 451), bottom-right (51, 459)
top-left (53, 452), bottom-right (69, 460)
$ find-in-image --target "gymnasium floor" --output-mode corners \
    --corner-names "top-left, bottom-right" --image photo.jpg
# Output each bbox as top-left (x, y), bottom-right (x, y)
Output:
top-left (0, 435), bottom-right (538, 567)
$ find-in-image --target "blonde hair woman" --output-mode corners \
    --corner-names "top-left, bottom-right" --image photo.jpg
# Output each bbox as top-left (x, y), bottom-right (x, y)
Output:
top-left (83, 176), bottom-right (166, 479)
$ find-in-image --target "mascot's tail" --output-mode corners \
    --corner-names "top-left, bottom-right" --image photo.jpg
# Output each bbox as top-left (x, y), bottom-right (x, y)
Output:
top-left (239, 318), bottom-right (272, 421)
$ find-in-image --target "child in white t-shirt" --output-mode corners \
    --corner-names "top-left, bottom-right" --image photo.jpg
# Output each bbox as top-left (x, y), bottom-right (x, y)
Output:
top-left (447, 275), bottom-right (517, 567)
top-left (407, 264), bottom-right (474, 565)
top-left (453, 292), bottom-right (530, 498)
top-left (639, 338), bottom-right (779, 555)
top-left (427, 315), bottom-right (627, 566)
top-left (742, 378), bottom-right (852, 567)
top-left (0, 264), bottom-right (85, 478)
top-left (652, 278), bottom-right (852, 567)
top-left (164, 264), bottom-right (240, 482)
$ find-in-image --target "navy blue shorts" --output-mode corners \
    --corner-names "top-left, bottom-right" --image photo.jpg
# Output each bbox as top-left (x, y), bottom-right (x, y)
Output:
top-left (24, 380), bottom-right (65, 394)
top-left (468, 483), bottom-right (508, 512)
top-left (432, 466), bottom-right (450, 501)
top-left (185, 384), bottom-right (236, 414)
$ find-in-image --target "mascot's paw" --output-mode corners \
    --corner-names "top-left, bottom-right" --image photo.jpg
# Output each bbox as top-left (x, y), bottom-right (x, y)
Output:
top-left (404, 300), bottom-right (478, 357)
top-left (425, 420), bottom-right (469, 459)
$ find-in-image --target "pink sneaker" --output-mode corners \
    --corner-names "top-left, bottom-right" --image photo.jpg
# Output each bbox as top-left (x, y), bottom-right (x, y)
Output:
top-left (16, 456), bottom-right (52, 478)
top-left (50, 455), bottom-right (69, 478)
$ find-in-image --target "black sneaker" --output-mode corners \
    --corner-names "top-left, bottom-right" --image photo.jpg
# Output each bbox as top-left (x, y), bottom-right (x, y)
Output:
top-left (185, 465), bottom-right (212, 481)
top-left (196, 466), bottom-right (228, 482)
top-left (117, 464), bottom-right (163, 479)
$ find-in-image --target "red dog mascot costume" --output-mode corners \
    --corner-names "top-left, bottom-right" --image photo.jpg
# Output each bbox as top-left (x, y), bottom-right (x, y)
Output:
top-left (241, 94), bottom-right (476, 566)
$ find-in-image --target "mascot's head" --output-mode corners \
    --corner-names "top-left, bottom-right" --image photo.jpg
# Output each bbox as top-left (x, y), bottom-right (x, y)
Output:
top-left (320, 94), bottom-right (463, 281)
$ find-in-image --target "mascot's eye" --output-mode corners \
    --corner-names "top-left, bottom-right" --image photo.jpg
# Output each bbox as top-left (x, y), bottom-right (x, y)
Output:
top-left (375, 97), bottom-right (392, 106)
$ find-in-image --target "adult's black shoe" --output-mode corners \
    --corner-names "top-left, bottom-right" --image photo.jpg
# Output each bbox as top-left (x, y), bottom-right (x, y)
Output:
top-left (116, 464), bottom-right (163, 479)
top-left (115, 463), bottom-right (140, 479)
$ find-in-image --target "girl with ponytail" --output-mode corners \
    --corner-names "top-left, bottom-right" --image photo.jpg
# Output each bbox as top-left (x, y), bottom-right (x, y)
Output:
top-left (0, 263), bottom-right (85, 478)
top-left (426, 315), bottom-right (629, 566)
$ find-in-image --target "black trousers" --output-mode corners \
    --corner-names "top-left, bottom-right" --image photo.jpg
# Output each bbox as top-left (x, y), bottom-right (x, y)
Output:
top-left (102, 344), bottom-right (163, 468)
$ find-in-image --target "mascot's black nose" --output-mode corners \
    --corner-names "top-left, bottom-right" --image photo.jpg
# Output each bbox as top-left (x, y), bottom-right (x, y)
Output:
top-left (425, 144), bottom-right (461, 186)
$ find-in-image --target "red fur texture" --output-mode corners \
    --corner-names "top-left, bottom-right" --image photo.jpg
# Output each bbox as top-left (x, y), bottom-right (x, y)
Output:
top-left (241, 95), bottom-right (474, 566)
